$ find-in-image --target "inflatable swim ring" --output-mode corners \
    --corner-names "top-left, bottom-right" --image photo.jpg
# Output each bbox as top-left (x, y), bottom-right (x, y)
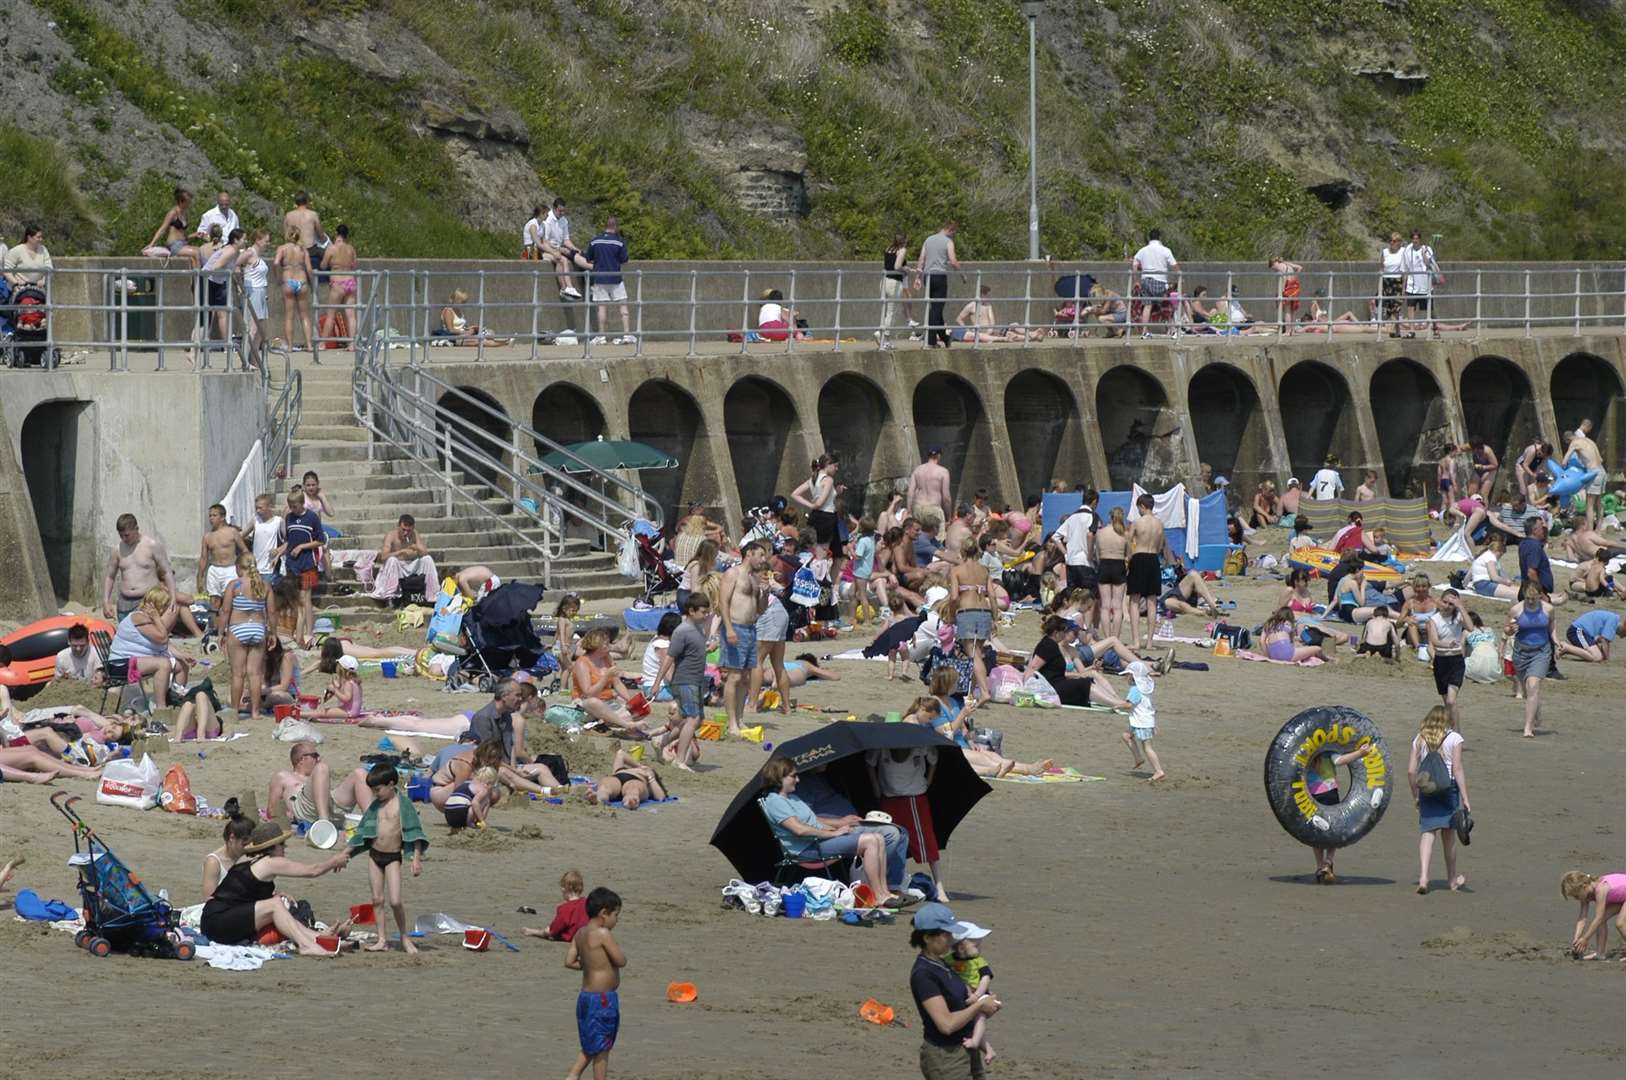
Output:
top-left (1285, 547), bottom-right (1403, 583)
top-left (1264, 705), bottom-right (1392, 848)
top-left (0, 615), bottom-right (115, 701)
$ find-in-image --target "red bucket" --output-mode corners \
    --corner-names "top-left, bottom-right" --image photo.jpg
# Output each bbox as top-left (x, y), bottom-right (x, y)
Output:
top-left (349, 903), bottom-right (377, 925)
top-left (273, 704), bottom-right (300, 722)
top-left (627, 693), bottom-right (651, 718)
top-left (463, 928), bottom-right (492, 951)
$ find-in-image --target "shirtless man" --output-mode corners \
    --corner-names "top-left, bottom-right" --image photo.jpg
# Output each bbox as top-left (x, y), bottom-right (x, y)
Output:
top-left (1126, 494), bottom-right (1175, 651)
top-left (456, 564), bottom-right (500, 600)
top-left (951, 285), bottom-right (1047, 343)
top-left (940, 505), bottom-right (976, 566)
top-left (283, 191), bottom-right (327, 293)
top-left (268, 740), bottom-right (372, 826)
top-left (1566, 419), bottom-right (1605, 529)
top-left (717, 540), bottom-right (769, 736)
top-left (102, 514), bottom-right (178, 622)
top-left (369, 514), bottom-right (438, 601)
top-left (1563, 524), bottom-right (1626, 564)
top-left (197, 503), bottom-right (248, 625)
top-left (907, 448), bottom-right (952, 524)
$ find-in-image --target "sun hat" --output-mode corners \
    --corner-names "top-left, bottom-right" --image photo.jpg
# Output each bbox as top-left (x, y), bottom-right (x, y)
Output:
top-left (244, 820), bottom-right (293, 854)
top-left (863, 810), bottom-right (894, 825)
top-left (923, 585), bottom-right (950, 607)
top-left (337, 655), bottom-right (359, 672)
top-left (1213, 476), bottom-right (1231, 488)
top-left (912, 902), bottom-right (958, 933)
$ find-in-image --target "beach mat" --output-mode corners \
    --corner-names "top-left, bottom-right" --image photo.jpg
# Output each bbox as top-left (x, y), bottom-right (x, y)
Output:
top-left (992, 767), bottom-right (1103, 785)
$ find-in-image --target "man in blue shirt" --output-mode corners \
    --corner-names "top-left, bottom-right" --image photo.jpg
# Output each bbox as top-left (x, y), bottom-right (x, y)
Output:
top-left (1518, 517), bottom-right (1555, 597)
top-left (586, 217), bottom-right (632, 346)
top-left (912, 517), bottom-right (945, 569)
top-left (276, 489), bottom-right (324, 646)
top-left (1559, 608), bottom-right (1620, 663)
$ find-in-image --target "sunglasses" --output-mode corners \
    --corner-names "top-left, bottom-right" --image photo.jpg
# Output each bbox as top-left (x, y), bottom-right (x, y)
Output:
top-left (301, 751), bottom-right (321, 761)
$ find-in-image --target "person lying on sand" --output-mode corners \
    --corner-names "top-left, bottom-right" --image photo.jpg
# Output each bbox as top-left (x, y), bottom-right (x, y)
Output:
top-left (587, 744), bottom-right (667, 810)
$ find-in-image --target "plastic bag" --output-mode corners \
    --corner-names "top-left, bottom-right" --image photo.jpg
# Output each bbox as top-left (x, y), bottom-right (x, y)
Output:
top-left (790, 566), bottom-right (821, 607)
top-left (98, 754), bottom-right (162, 810)
top-left (1020, 673), bottom-right (1060, 708)
top-left (273, 717), bottom-right (323, 743)
top-left (987, 665), bottom-right (1024, 703)
top-left (160, 764), bottom-right (198, 815)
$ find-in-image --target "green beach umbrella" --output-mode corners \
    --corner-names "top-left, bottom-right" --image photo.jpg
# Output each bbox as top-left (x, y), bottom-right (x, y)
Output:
top-left (537, 437), bottom-right (679, 474)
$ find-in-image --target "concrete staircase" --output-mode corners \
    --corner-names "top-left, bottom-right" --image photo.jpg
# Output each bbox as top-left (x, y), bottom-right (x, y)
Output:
top-left (287, 364), bottom-right (635, 621)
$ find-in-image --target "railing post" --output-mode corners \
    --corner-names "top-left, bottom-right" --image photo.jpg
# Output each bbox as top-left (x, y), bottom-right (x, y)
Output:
top-left (971, 269), bottom-right (984, 350)
top-left (633, 270), bottom-right (645, 358)
top-left (118, 267), bottom-right (130, 372)
top-left (1575, 267), bottom-right (1583, 335)
top-left (1224, 271), bottom-right (1234, 338)
top-left (739, 269), bottom-right (751, 355)
top-left (1070, 271), bottom-right (1081, 346)
top-left (1524, 270), bottom-right (1532, 338)
top-left (529, 270), bottom-right (540, 362)
top-left (477, 270), bottom-right (487, 362)
top-left (1022, 269), bottom-right (1033, 349)
top-left (1474, 270), bottom-right (1483, 339)
top-left (511, 427), bottom-right (524, 506)
top-left (443, 425), bottom-right (454, 517)
top-left (688, 270), bottom-right (699, 358)
top-left (785, 269), bottom-right (797, 354)
top-left (1127, 268), bottom-right (1137, 337)
top-left (833, 268), bottom-right (843, 353)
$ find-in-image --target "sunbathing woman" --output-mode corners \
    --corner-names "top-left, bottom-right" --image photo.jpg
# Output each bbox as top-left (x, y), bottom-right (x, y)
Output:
top-left (1260, 607), bottom-right (1331, 663)
top-left (144, 188), bottom-right (201, 267)
top-left (435, 289), bottom-right (512, 346)
top-left (587, 744), bottom-right (668, 810)
top-left (572, 628), bottom-right (662, 740)
top-left (923, 668), bottom-right (1054, 778)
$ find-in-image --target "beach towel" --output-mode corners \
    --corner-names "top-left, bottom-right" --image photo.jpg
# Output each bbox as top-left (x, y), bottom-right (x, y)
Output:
top-left (992, 767), bottom-right (1104, 784)
top-left (832, 649), bottom-right (887, 661)
top-left (14, 889), bottom-right (77, 922)
top-left (605, 796), bottom-right (680, 811)
top-left (195, 944), bottom-right (284, 971)
top-left (1436, 583), bottom-right (1514, 603)
top-left (1237, 649), bottom-right (1327, 667)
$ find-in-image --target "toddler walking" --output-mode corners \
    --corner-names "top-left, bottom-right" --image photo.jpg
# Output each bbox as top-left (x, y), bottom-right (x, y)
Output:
top-left (1118, 659), bottom-right (1164, 781)
top-left (346, 762), bottom-right (427, 953)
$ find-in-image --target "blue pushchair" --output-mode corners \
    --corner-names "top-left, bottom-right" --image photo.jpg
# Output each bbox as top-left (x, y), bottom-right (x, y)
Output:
top-left (51, 792), bottom-right (194, 960)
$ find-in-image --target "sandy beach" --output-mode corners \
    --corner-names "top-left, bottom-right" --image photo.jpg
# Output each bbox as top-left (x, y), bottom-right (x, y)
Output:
top-left (4, 541), bottom-right (1626, 1080)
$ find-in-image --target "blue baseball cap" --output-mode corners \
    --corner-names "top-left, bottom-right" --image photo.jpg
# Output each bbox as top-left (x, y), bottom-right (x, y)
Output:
top-left (912, 902), bottom-right (958, 933)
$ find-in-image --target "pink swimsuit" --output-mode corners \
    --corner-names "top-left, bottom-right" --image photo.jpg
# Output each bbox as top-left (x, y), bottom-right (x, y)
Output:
top-left (1602, 873), bottom-right (1626, 905)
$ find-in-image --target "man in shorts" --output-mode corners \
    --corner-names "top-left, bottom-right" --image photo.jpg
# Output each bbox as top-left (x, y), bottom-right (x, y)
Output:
top-left (268, 740), bottom-right (369, 825)
top-left (102, 513), bottom-right (179, 622)
top-left (586, 217), bottom-right (635, 345)
top-left (276, 490), bottom-right (324, 646)
top-left (718, 541), bottom-right (769, 736)
top-left (197, 503), bottom-right (248, 626)
top-left (1566, 418), bottom-right (1605, 530)
top-left (1126, 494), bottom-right (1173, 651)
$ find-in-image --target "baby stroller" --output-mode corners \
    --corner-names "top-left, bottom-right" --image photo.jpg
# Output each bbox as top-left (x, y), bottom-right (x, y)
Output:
top-left (1, 283), bottom-right (60, 369)
top-left (50, 792), bottom-right (194, 960)
top-left (635, 531), bottom-right (680, 606)
top-left (447, 581), bottom-right (548, 692)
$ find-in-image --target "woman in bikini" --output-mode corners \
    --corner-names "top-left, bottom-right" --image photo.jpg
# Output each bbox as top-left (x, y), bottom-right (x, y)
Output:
top-left (220, 554), bottom-right (276, 724)
top-left (947, 537), bottom-right (993, 703)
top-left (588, 744), bottom-right (667, 810)
top-left (273, 227), bottom-right (316, 355)
top-left (319, 223), bottom-right (359, 346)
top-left (1095, 507), bottom-right (1130, 640)
top-left (1278, 567), bottom-right (1352, 652)
top-left (1260, 606), bottom-right (1330, 663)
top-left (145, 188), bottom-right (200, 268)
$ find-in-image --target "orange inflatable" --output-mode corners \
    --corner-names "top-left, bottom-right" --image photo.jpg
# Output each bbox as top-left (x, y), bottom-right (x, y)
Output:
top-left (0, 615), bottom-right (115, 700)
top-left (666, 981), bottom-right (698, 1003)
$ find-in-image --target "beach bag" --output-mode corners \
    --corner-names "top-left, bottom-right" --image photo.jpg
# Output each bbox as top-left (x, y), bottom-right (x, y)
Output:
top-left (1416, 748), bottom-right (1455, 797)
top-left (64, 736), bottom-right (111, 768)
top-left (97, 754), bottom-right (162, 810)
top-left (545, 704), bottom-right (588, 728)
top-left (160, 764), bottom-right (198, 815)
top-left (273, 716), bottom-right (323, 744)
top-left (987, 665), bottom-right (1023, 703)
top-left (1222, 549), bottom-right (1247, 576)
top-left (1020, 673), bottom-right (1061, 707)
top-left (790, 566), bottom-right (821, 607)
top-left (1210, 622), bottom-right (1251, 649)
top-left (971, 727), bottom-right (1004, 753)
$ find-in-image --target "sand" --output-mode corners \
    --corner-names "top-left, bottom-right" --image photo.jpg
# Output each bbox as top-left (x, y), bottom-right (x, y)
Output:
top-left (5, 555), bottom-right (1626, 1079)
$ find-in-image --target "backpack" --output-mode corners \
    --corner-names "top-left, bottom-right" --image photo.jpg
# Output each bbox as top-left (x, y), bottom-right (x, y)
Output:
top-left (1416, 746), bottom-right (1455, 796)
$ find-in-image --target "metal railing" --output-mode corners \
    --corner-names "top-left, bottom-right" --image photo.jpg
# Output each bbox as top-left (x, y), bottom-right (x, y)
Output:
top-left (9, 261), bottom-right (1626, 367)
top-left (261, 369), bottom-right (302, 491)
top-left (347, 280), bottom-right (663, 588)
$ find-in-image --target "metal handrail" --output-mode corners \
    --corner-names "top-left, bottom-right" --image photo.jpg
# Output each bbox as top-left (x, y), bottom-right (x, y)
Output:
top-left (261, 370), bottom-right (302, 491)
top-left (348, 281), bottom-right (661, 588)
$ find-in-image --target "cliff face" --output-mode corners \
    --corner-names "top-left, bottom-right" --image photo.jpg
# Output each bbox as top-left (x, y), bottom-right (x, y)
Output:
top-left (8, 0), bottom-right (1626, 262)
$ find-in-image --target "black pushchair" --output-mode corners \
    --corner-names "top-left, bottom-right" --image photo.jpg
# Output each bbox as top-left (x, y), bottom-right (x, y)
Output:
top-left (51, 792), bottom-right (195, 960)
top-left (447, 581), bottom-right (549, 692)
top-left (1, 283), bottom-right (59, 369)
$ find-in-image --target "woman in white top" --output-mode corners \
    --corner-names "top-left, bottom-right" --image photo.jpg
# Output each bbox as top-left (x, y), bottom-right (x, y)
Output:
top-left (1424, 589), bottom-right (1468, 728)
top-left (235, 229), bottom-right (272, 372)
top-left (1407, 705), bottom-right (1469, 894)
top-left (3, 225), bottom-right (53, 288)
top-left (1467, 539), bottom-right (1519, 600)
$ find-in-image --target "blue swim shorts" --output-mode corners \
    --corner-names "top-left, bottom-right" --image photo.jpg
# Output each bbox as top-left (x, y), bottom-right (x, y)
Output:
top-left (718, 622), bottom-right (758, 670)
top-left (673, 682), bottom-right (704, 719)
top-left (576, 990), bottom-right (620, 1056)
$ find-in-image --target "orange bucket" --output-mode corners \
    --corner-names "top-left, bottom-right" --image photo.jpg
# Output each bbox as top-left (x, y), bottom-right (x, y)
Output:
top-left (851, 883), bottom-right (877, 908)
top-left (859, 999), bottom-right (895, 1025)
top-left (627, 693), bottom-right (651, 718)
top-left (315, 934), bottom-right (341, 952)
top-left (666, 981), bottom-right (698, 1003)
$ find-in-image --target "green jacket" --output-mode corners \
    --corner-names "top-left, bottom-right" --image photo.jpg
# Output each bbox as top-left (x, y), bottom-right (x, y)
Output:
top-left (348, 794), bottom-right (429, 856)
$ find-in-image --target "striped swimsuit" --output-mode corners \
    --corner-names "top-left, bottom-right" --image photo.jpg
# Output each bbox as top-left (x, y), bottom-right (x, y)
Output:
top-left (228, 585), bottom-right (268, 645)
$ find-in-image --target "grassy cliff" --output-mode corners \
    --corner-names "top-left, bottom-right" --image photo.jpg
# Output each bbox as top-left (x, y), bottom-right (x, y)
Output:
top-left (10, 0), bottom-right (1626, 261)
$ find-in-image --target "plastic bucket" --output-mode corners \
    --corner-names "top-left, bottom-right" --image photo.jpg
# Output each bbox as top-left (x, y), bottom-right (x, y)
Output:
top-left (349, 903), bottom-right (377, 925)
top-left (666, 981), bottom-right (698, 1003)
top-left (782, 891), bottom-right (806, 918)
top-left (851, 883), bottom-right (876, 908)
top-left (626, 692), bottom-right (650, 718)
top-left (273, 704), bottom-right (299, 722)
top-left (463, 928), bottom-right (491, 951)
top-left (380, 661), bottom-right (397, 678)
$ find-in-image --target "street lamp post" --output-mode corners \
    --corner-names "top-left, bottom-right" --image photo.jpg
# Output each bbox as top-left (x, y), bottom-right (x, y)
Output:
top-left (1022, 1), bottom-right (1044, 261)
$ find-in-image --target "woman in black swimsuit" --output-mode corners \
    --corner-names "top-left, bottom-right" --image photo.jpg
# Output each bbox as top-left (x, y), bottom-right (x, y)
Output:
top-left (199, 820), bottom-right (349, 955)
top-left (588, 744), bottom-right (667, 809)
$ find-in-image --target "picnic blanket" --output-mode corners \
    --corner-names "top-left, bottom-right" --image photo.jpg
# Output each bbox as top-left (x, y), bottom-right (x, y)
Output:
top-left (1237, 649), bottom-right (1327, 667)
top-left (1298, 496), bottom-right (1433, 550)
top-left (992, 767), bottom-right (1104, 784)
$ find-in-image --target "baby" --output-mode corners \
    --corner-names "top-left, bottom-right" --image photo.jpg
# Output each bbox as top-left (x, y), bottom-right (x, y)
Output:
top-left (346, 762), bottom-right (428, 954)
top-left (949, 924), bottom-right (996, 1065)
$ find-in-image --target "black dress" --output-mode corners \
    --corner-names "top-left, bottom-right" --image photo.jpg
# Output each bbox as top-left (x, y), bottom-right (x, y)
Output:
top-left (201, 858), bottom-right (274, 944)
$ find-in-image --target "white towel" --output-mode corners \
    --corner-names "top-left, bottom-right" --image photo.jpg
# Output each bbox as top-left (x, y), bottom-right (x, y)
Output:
top-left (221, 440), bottom-right (264, 529)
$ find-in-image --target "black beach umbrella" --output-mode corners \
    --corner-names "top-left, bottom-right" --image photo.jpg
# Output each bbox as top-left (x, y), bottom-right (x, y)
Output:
top-left (709, 720), bottom-right (992, 883)
top-left (1052, 273), bottom-right (1096, 300)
